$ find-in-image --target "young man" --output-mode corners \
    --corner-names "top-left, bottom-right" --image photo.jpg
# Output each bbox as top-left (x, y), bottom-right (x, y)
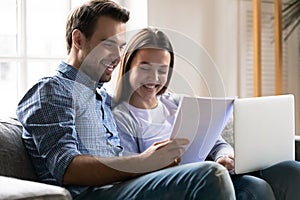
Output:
top-left (16, 0), bottom-right (235, 199)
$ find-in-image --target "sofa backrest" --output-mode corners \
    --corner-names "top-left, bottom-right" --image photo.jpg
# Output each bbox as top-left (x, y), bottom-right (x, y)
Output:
top-left (221, 116), bottom-right (234, 147)
top-left (0, 116), bottom-right (37, 181)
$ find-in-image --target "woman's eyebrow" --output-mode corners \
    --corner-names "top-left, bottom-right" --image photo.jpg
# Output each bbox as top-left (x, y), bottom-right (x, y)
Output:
top-left (139, 61), bottom-right (151, 65)
top-left (157, 64), bottom-right (169, 68)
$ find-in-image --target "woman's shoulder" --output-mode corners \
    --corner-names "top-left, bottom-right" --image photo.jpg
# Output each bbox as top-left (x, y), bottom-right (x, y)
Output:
top-left (113, 102), bottom-right (143, 122)
top-left (112, 101), bottom-right (130, 116)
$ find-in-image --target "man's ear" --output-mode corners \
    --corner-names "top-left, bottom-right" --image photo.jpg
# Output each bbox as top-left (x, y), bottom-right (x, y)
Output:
top-left (72, 29), bottom-right (85, 50)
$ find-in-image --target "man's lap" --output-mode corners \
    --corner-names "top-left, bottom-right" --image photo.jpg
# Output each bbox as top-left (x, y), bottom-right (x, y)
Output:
top-left (75, 161), bottom-right (234, 200)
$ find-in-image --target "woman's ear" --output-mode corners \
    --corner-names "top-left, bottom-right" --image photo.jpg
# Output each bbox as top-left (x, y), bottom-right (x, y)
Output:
top-left (72, 29), bottom-right (85, 50)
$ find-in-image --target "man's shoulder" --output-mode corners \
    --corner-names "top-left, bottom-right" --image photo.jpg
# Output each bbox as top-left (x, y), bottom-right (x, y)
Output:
top-left (18, 75), bottom-right (76, 108)
top-left (32, 76), bottom-right (74, 95)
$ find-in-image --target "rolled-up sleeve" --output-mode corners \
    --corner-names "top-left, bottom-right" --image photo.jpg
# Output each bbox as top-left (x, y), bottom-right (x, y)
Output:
top-left (208, 136), bottom-right (234, 161)
top-left (17, 78), bottom-right (81, 185)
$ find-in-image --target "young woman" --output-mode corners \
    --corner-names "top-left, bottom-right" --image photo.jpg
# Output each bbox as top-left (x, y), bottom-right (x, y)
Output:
top-left (113, 27), bottom-right (300, 200)
top-left (113, 27), bottom-right (233, 166)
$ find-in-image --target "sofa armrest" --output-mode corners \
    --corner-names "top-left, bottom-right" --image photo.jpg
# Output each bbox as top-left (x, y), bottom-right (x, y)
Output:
top-left (0, 176), bottom-right (71, 200)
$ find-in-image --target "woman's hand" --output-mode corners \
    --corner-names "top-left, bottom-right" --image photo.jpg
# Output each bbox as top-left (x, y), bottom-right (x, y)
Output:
top-left (216, 154), bottom-right (235, 172)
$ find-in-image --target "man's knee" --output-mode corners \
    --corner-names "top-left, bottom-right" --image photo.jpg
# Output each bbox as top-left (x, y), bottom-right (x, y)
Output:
top-left (191, 161), bottom-right (229, 179)
top-left (186, 162), bottom-right (235, 199)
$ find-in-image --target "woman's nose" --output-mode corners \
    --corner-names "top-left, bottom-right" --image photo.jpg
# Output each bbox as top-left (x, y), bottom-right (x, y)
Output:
top-left (148, 70), bottom-right (159, 82)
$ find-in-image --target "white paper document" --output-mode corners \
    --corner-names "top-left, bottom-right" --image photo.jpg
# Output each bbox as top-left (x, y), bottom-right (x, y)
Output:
top-left (170, 96), bottom-right (235, 164)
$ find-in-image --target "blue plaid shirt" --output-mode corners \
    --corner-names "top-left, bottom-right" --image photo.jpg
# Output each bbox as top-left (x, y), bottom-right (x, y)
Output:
top-left (16, 62), bottom-right (123, 197)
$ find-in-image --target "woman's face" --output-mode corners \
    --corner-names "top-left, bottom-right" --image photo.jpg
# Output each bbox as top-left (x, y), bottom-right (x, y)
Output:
top-left (128, 48), bottom-right (171, 104)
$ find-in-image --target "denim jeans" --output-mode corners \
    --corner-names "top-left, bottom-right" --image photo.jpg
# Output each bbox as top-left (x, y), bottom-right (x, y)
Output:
top-left (232, 160), bottom-right (300, 200)
top-left (75, 161), bottom-right (235, 200)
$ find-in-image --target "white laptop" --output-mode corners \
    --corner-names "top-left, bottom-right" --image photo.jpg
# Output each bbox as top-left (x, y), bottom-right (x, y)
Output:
top-left (170, 96), bottom-right (235, 164)
top-left (233, 94), bottom-right (295, 174)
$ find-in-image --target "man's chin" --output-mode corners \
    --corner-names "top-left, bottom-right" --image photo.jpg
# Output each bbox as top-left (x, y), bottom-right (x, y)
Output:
top-left (99, 75), bottom-right (112, 83)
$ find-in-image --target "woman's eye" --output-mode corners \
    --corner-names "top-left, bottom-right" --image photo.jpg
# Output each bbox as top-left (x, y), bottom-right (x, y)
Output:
top-left (159, 70), bottom-right (167, 74)
top-left (159, 66), bottom-right (168, 74)
top-left (139, 65), bottom-right (151, 71)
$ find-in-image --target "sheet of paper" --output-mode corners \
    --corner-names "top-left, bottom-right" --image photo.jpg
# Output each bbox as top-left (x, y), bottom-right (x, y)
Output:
top-left (170, 96), bottom-right (235, 164)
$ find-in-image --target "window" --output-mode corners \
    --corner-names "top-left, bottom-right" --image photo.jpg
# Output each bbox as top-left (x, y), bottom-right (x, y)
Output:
top-left (239, 0), bottom-right (300, 132)
top-left (0, 0), bottom-right (81, 117)
top-left (0, 0), bottom-right (147, 117)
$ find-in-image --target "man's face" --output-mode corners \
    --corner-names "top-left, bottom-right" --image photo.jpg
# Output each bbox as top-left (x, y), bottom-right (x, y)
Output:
top-left (80, 16), bottom-right (126, 83)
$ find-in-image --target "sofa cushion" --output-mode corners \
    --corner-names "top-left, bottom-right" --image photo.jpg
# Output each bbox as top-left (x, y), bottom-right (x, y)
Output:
top-left (0, 175), bottom-right (71, 200)
top-left (0, 116), bottom-right (37, 180)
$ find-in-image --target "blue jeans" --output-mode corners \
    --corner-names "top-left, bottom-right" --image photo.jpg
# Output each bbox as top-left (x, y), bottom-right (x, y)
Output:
top-left (75, 161), bottom-right (235, 200)
top-left (232, 160), bottom-right (300, 200)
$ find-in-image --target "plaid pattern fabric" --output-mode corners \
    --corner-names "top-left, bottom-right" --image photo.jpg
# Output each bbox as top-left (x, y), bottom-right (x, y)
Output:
top-left (16, 62), bottom-right (122, 197)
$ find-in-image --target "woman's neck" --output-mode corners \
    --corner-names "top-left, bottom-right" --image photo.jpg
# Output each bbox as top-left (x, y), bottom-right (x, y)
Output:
top-left (129, 95), bottom-right (158, 109)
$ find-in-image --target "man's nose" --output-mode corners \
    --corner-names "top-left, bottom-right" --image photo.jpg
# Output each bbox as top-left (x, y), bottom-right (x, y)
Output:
top-left (110, 46), bottom-right (122, 64)
top-left (112, 56), bottom-right (121, 66)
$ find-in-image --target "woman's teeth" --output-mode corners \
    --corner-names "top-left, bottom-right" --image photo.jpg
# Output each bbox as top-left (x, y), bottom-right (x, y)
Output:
top-left (144, 84), bottom-right (156, 89)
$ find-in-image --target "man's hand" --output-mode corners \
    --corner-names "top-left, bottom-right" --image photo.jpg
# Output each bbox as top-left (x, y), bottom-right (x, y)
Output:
top-left (138, 138), bottom-right (189, 172)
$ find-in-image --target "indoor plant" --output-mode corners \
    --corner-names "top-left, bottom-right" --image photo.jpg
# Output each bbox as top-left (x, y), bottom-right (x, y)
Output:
top-left (282, 0), bottom-right (300, 40)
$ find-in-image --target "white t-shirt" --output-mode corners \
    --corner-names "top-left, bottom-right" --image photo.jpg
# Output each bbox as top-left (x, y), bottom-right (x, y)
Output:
top-left (113, 93), bottom-right (233, 160)
top-left (113, 93), bottom-right (180, 154)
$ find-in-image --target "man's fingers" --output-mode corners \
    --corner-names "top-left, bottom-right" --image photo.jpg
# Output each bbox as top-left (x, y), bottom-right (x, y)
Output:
top-left (152, 138), bottom-right (189, 150)
top-left (171, 138), bottom-right (190, 145)
top-left (152, 140), bottom-right (172, 150)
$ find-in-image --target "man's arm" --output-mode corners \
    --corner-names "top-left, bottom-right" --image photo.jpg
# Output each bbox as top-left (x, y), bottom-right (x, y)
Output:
top-left (63, 155), bottom-right (139, 186)
top-left (63, 138), bottom-right (189, 186)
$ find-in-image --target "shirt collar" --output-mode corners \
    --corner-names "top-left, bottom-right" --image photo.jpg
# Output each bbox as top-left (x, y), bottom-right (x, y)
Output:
top-left (57, 61), bottom-right (104, 91)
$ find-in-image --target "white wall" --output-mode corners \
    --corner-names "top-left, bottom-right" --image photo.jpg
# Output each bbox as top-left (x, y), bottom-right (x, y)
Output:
top-left (148, 0), bottom-right (239, 97)
top-left (147, 0), bottom-right (300, 135)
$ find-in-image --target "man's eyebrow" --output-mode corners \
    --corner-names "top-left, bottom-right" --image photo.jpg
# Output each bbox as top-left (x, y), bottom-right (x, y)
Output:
top-left (102, 38), bottom-right (126, 47)
top-left (101, 38), bottom-right (116, 43)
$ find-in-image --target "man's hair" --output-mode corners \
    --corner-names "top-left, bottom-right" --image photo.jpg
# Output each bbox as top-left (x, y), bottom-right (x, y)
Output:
top-left (66, 0), bottom-right (130, 54)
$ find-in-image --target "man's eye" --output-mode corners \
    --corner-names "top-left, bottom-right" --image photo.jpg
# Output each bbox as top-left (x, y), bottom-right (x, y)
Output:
top-left (120, 45), bottom-right (126, 51)
top-left (104, 42), bottom-right (113, 47)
